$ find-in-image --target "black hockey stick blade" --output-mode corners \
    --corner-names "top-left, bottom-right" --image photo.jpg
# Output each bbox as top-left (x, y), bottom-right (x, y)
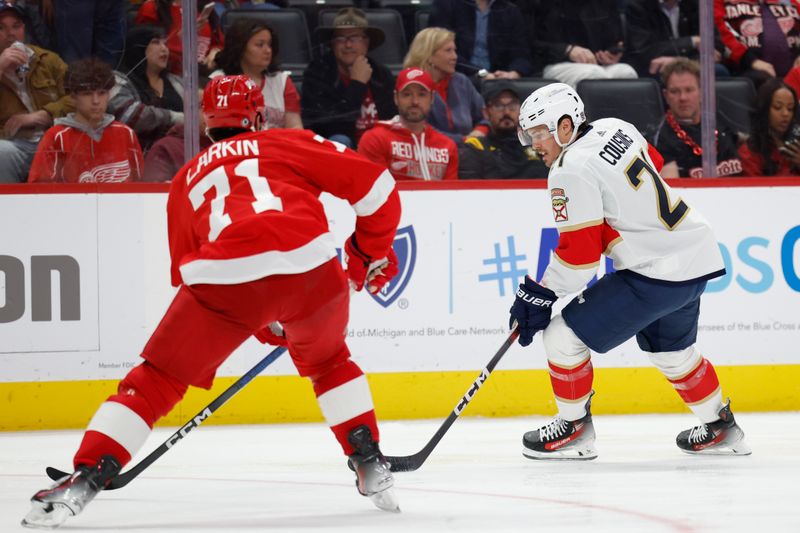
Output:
top-left (385, 329), bottom-right (519, 473)
top-left (45, 345), bottom-right (287, 489)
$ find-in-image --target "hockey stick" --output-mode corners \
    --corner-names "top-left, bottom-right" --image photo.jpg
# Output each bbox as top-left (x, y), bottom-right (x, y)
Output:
top-left (385, 328), bottom-right (519, 472)
top-left (46, 345), bottom-right (287, 489)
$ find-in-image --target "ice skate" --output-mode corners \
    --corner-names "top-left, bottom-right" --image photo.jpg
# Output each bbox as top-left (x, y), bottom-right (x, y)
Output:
top-left (522, 394), bottom-right (597, 460)
top-left (677, 400), bottom-right (751, 455)
top-left (22, 455), bottom-right (121, 530)
top-left (347, 425), bottom-right (400, 513)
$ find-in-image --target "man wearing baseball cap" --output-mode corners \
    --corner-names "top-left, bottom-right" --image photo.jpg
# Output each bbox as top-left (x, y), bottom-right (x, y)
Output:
top-left (459, 81), bottom-right (548, 179)
top-left (358, 67), bottom-right (458, 180)
top-left (0, 0), bottom-right (71, 183)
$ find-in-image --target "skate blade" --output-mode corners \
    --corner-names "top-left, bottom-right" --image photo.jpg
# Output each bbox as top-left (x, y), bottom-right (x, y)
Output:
top-left (369, 487), bottom-right (401, 513)
top-left (682, 439), bottom-right (752, 456)
top-left (21, 500), bottom-right (74, 530)
top-left (522, 446), bottom-right (598, 461)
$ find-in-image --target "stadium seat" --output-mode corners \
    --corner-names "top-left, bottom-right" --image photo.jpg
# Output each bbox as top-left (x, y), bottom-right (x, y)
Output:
top-left (318, 8), bottom-right (407, 70)
top-left (415, 9), bottom-right (429, 34)
top-left (715, 77), bottom-right (756, 136)
top-left (576, 78), bottom-right (665, 142)
top-left (221, 8), bottom-right (312, 75)
top-left (481, 78), bottom-right (559, 101)
top-left (378, 0), bottom-right (432, 44)
top-left (288, 0), bottom-right (354, 38)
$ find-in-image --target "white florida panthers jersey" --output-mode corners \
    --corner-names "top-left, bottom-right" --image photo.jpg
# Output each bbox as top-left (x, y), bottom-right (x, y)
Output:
top-left (541, 117), bottom-right (725, 297)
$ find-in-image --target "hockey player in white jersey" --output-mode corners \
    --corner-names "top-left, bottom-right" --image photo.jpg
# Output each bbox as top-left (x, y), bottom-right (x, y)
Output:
top-left (510, 82), bottom-right (750, 460)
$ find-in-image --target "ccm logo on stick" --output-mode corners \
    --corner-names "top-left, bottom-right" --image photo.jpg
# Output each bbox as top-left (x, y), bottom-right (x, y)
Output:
top-left (454, 368), bottom-right (490, 415)
top-left (166, 408), bottom-right (212, 448)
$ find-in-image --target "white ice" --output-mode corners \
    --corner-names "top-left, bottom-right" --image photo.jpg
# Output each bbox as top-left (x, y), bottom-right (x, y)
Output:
top-left (2, 413), bottom-right (798, 532)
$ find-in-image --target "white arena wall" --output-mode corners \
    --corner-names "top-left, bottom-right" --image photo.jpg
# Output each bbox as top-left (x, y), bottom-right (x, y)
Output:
top-left (1, 179), bottom-right (799, 430)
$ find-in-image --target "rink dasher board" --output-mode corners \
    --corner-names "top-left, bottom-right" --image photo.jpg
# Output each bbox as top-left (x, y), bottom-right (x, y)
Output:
top-left (1, 181), bottom-right (799, 429)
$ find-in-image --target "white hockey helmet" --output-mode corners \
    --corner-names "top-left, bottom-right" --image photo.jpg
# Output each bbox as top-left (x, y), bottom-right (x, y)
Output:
top-left (518, 82), bottom-right (586, 148)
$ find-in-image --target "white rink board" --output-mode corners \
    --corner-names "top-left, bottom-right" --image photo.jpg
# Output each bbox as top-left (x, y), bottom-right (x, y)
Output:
top-left (1, 186), bottom-right (799, 383)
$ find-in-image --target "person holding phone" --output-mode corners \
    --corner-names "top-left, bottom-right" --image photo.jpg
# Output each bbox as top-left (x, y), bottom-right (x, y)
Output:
top-left (522, 0), bottom-right (638, 88)
top-left (739, 78), bottom-right (800, 176)
top-left (135, 0), bottom-right (224, 75)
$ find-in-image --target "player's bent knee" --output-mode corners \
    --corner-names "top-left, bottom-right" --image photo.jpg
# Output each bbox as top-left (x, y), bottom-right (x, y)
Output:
top-left (117, 362), bottom-right (189, 423)
top-left (648, 346), bottom-right (701, 380)
top-left (543, 315), bottom-right (591, 367)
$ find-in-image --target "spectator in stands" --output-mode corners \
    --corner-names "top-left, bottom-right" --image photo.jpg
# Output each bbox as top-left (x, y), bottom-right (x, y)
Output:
top-left (738, 78), bottom-right (800, 176)
top-left (358, 67), bottom-right (458, 181)
top-left (143, 90), bottom-right (212, 182)
top-left (11, 1), bottom-right (55, 50)
top-left (39, 0), bottom-right (127, 67)
top-left (526, 0), bottom-right (637, 88)
top-left (717, 0), bottom-right (800, 97)
top-left (654, 58), bottom-right (742, 178)
top-left (212, 0), bottom-right (285, 16)
top-left (428, 0), bottom-right (533, 79)
top-left (715, 0), bottom-right (800, 88)
top-left (404, 27), bottom-right (487, 142)
top-left (459, 81), bottom-right (548, 179)
top-left (302, 7), bottom-right (396, 148)
top-left (109, 25), bottom-right (184, 152)
top-left (136, 0), bottom-right (223, 75)
top-left (28, 57), bottom-right (142, 183)
top-left (0, 1), bottom-right (71, 183)
top-left (625, 0), bottom-right (728, 78)
top-left (212, 18), bottom-right (301, 129)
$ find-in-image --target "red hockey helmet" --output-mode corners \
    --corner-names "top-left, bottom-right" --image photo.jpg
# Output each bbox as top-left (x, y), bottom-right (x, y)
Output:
top-left (202, 75), bottom-right (265, 131)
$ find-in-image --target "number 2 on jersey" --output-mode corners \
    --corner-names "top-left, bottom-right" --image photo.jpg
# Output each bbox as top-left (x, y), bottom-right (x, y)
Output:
top-left (188, 158), bottom-right (284, 242)
top-left (625, 152), bottom-right (689, 230)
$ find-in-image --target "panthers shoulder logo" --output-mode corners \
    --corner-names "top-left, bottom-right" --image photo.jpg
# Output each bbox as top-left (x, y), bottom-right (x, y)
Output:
top-left (551, 188), bottom-right (569, 223)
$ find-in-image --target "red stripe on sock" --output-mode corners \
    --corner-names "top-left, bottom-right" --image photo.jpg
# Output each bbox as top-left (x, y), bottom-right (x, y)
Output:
top-left (549, 359), bottom-right (593, 402)
top-left (74, 430), bottom-right (132, 469)
top-left (311, 359), bottom-right (364, 397)
top-left (329, 410), bottom-right (379, 456)
top-left (669, 358), bottom-right (720, 403)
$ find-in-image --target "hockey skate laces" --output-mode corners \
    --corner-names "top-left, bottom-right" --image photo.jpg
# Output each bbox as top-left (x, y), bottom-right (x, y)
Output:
top-left (539, 416), bottom-right (569, 441)
top-left (688, 424), bottom-right (709, 444)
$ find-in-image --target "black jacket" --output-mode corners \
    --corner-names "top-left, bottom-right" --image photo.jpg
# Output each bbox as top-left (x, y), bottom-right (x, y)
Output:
top-left (522, 0), bottom-right (627, 69)
top-left (458, 132), bottom-right (549, 179)
top-left (625, 0), bottom-right (724, 76)
top-left (300, 52), bottom-right (397, 141)
top-left (429, 0), bottom-right (533, 76)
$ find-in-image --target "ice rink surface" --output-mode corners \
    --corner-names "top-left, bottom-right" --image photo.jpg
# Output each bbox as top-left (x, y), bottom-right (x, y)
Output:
top-left (1, 412), bottom-right (798, 532)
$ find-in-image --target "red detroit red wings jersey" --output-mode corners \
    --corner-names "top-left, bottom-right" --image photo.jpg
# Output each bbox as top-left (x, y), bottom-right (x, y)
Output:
top-left (28, 122), bottom-right (143, 183)
top-left (167, 129), bottom-right (400, 287)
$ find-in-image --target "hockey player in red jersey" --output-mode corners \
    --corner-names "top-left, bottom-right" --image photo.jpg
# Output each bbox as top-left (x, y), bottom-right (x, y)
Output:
top-left (510, 83), bottom-right (750, 460)
top-left (22, 75), bottom-right (402, 529)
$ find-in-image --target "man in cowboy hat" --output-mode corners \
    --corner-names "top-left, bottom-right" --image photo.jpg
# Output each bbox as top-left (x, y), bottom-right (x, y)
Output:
top-left (301, 7), bottom-right (396, 147)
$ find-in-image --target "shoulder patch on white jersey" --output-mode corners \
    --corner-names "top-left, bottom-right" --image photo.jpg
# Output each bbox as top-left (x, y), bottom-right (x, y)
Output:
top-left (551, 187), bottom-right (569, 222)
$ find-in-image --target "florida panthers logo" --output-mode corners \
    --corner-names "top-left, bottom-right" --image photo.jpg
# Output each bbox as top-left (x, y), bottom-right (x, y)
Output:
top-left (370, 225), bottom-right (416, 308)
top-left (551, 188), bottom-right (569, 222)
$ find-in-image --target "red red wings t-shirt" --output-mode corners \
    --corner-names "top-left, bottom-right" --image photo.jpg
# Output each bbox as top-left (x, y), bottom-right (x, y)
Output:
top-left (28, 121), bottom-right (143, 183)
top-left (167, 129), bottom-right (400, 287)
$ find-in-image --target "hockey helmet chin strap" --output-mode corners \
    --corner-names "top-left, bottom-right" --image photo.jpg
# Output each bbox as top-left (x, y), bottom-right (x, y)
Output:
top-left (553, 121), bottom-right (579, 148)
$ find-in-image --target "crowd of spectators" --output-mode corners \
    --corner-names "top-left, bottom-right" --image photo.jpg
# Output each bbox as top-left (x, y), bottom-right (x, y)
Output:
top-left (2, 0), bottom-right (800, 183)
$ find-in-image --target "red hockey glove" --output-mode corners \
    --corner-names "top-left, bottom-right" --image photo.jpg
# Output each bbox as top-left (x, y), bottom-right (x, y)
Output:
top-left (254, 322), bottom-right (288, 347)
top-left (344, 234), bottom-right (399, 294)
